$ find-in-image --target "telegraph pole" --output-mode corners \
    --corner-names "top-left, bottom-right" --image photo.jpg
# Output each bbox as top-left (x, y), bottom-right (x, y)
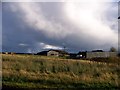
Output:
top-left (62, 43), bottom-right (66, 51)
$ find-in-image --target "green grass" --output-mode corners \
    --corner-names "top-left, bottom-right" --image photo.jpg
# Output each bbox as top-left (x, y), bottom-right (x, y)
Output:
top-left (2, 54), bottom-right (120, 89)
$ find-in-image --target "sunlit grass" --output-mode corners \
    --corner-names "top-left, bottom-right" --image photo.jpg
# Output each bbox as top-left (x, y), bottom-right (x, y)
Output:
top-left (2, 54), bottom-right (120, 88)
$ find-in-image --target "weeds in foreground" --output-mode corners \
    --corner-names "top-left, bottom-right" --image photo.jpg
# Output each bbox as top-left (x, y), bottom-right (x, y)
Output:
top-left (2, 54), bottom-right (120, 88)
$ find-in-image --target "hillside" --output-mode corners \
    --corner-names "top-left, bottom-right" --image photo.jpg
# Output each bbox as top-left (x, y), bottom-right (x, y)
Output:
top-left (2, 54), bottom-right (120, 89)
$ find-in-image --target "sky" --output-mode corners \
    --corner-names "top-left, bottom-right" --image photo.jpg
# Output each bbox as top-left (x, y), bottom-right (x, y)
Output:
top-left (1, 0), bottom-right (119, 53)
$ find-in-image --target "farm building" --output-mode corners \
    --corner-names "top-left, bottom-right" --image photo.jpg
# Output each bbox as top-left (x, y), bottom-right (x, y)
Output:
top-left (86, 52), bottom-right (117, 58)
top-left (47, 49), bottom-right (69, 57)
top-left (77, 50), bottom-right (117, 59)
top-left (2, 52), bottom-right (16, 55)
top-left (47, 50), bottom-right (59, 57)
top-left (37, 49), bottom-right (69, 57)
top-left (37, 49), bottom-right (118, 59)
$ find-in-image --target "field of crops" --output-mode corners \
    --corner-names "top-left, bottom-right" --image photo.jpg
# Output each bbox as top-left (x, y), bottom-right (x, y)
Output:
top-left (2, 54), bottom-right (120, 89)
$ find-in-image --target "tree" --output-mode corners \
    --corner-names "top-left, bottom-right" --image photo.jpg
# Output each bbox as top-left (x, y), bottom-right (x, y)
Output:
top-left (118, 16), bottom-right (120, 19)
top-left (109, 47), bottom-right (117, 52)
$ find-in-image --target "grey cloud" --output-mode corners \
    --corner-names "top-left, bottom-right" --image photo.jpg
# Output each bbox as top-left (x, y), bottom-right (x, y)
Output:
top-left (2, 2), bottom-right (118, 53)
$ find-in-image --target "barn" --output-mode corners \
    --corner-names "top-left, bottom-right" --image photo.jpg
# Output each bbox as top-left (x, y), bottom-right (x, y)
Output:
top-left (3, 52), bottom-right (16, 55)
top-left (37, 49), bottom-right (118, 59)
top-left (47, 49), bottom-right (69, 57)
top-left (86, 52), bottom-right (117, 58)
top-left (37, 49), bottom-right (69, 57)
top-left (77, 50), bottom-right (117, 59)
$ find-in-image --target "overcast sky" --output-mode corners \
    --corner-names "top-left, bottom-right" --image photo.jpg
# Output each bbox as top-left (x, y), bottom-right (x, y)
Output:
top-left (2, 0), bottom-right (119, 53)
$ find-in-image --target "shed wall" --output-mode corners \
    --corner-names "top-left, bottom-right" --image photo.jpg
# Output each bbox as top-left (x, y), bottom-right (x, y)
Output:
top-left (86, 52), bottom-right (117, 58)
top-left (47, 51), bottom-right (59, 57)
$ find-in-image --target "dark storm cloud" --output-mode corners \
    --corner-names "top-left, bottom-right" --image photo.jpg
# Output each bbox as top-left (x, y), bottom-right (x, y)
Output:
top-left (2, 2), bottom-right (118, 53)
top-left (2, 2), bottom-right (66, 53)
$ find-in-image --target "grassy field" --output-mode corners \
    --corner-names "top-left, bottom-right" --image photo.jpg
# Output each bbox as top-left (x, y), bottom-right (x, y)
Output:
top-left (2, 54), bottom-right (120, 89)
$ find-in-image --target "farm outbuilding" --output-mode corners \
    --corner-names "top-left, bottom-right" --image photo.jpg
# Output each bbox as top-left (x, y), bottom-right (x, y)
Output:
top-left (3, 52), bottom-right (16, 55)
top-left (47, 49), bottom-right (69, 57)
top-left (86, 52), bottom-right (117, 58)
top-left (77, 50), bottom-right (118, 59)
top-left (37, 49), bottom-right (69, 57)
top-left (47, 50), bottom-right (59, 57)
top-left (37, 49), bottom-right (118, 59)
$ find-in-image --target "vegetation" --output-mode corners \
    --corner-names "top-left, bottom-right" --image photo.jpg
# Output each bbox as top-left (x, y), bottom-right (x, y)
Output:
top-left (109, 47), bottom-right (117, 52)
top-left (2, 54), bottom-right (120, 89)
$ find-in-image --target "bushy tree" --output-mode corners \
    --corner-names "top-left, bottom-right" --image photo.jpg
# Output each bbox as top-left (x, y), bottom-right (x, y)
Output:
top-left (109, 47), bottom-right (117, 52)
